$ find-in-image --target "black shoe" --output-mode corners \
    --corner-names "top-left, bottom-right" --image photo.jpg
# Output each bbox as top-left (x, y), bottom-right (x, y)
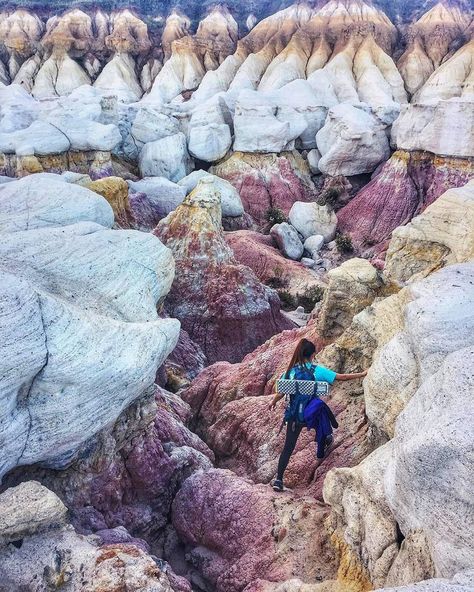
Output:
top-left (272, 479), bottom-right (284, 492)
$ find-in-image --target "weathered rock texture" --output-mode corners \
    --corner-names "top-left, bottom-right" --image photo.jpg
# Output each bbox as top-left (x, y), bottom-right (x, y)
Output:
top-left (211, 151), bottom-right (318, 226)
top-left (324, 263), bottom-right (474, 590)
top-left (0, 173), bottom-right (179, 479)
top-left (0, 481), bottom-right (185, 592)
top-left (385, 180), bottom-right (474, 282)
top-left (337, 151), bottom-right (474, 257)
top-left (225, 230), bottom-right (325, 300)
top-left (154, 176), bottom-right (293, 364)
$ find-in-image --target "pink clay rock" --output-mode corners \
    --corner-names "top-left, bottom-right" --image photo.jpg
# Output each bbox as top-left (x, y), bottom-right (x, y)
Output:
top-left (210, 151), bottom-right (317, 226)
top-left (338, 151), bottom-right (474, 257)
top-left (225, 230), bottom-right (325, 299)
top-left (171, 469), bottom-right (336, 592)
top-left (154, 177), bottom-right (293, 365)
top-left (4, 388), bottom-right (214, 545)
top-left (182, 319), bottom-right (370, 499)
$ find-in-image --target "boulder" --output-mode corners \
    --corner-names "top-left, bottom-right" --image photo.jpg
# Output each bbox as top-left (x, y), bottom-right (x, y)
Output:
top-left (233, 89), bottom-right (307, 153)
top-left (154, 177), bottom-right (292, 364)
top-left (270, 222), bottom-right (304, 260)
top-left (0, 481), bottom-right (67, 545)
top-left (128, 177), bottom-right (187, 219)
top-left (0, 175), bottom-right (179, 479)
top-left (123, 107), bottom-right (180, 161)
top-left (317, 103), bottom-right (391, 176)
top-left (385, 180), bottom-right (474, 283)
top-left (86, 176), bottom-right (131, 227)
top-left (307, 149), bottom-right (322, 174)
top-left (0, 120), bottom-right (71, 156)
top-left (178, 170), bottom-right (244, 217)
top-left (317, 258), bottom-right (396, 340)
top-left (289, 201), bottom-right (337, 242)
top-left (188, 123), bottom-right (232, 162)
top-left (304, 235), bottom-right (324, 259)
top-left (139, 132), bottom-right (193, 181)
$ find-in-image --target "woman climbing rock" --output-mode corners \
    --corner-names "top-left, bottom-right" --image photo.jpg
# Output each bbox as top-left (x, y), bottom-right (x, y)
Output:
top-left (268, 338), bottom-right (367, 492)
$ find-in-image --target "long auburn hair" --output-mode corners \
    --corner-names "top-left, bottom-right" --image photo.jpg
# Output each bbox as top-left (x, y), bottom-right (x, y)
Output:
top-left (285, 339), bottom-right (316, 377)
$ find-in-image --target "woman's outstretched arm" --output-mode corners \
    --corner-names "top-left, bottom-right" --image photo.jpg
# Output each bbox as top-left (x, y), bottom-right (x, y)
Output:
top-left (335, 370), bottom-right (367, 381)
top-left (269, 391), bottom-right (285, 410)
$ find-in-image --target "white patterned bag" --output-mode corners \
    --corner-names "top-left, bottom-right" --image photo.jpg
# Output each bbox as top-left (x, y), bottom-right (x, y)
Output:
top-left (276, 379), bottom-right (330, 398)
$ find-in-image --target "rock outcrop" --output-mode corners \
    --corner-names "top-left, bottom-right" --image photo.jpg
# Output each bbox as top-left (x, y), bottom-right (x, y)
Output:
top-left (0, 481), bottom-right (186, 592)
top-left (0, 173), bottom-right (179, 479)
top-left (154, 176), bottom-right (292, 364)
top-left (324, 263), bottom-right (474, 589)
top-left (337, 151), bottom-right (474, 257)
top-left (385, 180), bottom-right (474, 282)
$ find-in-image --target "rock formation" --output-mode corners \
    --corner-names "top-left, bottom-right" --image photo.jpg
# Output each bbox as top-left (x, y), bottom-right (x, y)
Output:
top-left (0, 481), bottom-right (188, 592)
top-left (154, 177), bottom-right (293, 364)
top-left (0, 2), bottom-right (474, 591)
top-left (0, 173), bottom-right (179, 479)
top-left (324, 263), bottom-right (474, 589)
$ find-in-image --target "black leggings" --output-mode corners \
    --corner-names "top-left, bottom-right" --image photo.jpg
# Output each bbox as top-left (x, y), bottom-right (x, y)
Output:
top-left (276, 421), bottom-right (303, 481)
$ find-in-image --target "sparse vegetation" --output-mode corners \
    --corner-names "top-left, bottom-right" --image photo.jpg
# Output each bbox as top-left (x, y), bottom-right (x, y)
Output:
top-left (297, 285), bottom-right (325, 313)
top-left (319, 187), bottom-right (341, 208)
top-left (265, 207), bottom-right (287, 227)
top-left (277, 290), bottom-right (296, 311)
top-left (266, 267), bottom-right (288, 290)
top-left (335, 233), bottom-right (354, 254)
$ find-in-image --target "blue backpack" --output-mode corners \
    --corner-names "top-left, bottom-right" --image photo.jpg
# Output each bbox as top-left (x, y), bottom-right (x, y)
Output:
top-left (283, 364), bottom-right (316, 424)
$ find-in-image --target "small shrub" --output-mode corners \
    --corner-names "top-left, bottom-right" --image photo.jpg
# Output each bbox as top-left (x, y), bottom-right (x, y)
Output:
top-left (363, 235), bottom-right (377, 247)
top-left (335, 233), bottom-right (354, 254)
top-left (320, 187), bottom-right (341, 208)
top-left (265, 207), bottom-right (287, 226)
top-left (277, 290), bottom-right (296, 310)
top-left (297, 285), bottom-right (324, 313)
top-left (266, 276), bottom-right (287, 290)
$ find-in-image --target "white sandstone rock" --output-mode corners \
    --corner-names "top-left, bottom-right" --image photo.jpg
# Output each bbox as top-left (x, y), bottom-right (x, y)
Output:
top-left (0, 174), bottom-right (113, 232)
top-left (0, 176), bottom-right (179, 479)
top-left (0, 120), bottom-right (71, 155)
top-left (271, 222), bottom-right (304, 260)
top-left (391, 100), bottom-right (474, 159)
top-left (32, 54), bottom-right (91, 99)
top-left (46, 115), bottom-right (122, 151)
top-left (139, 132), bottom-right (193, 181)
top-left (317, 103), bottom-right (391, 176)
top-left (304, 234), bottom-right (325, 258)
top-left (93, 53), bottom-right (143, 103)
top-left (233, 89), bottom-right (307, 153)
top-left (188, 123), bottom-right (232, 162)
top-left (325, 263), bottom-right (474, 588)
top-left (289, 201), bottom-right (337, 242)
top-left (122, 106), bottom-right (180, 161)
top-left (178, 171), bottom-right (244, 217)
top-left (307, 149), bottom-right (322, 174)
top-left (127, 177), bottom-right (187, 218)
